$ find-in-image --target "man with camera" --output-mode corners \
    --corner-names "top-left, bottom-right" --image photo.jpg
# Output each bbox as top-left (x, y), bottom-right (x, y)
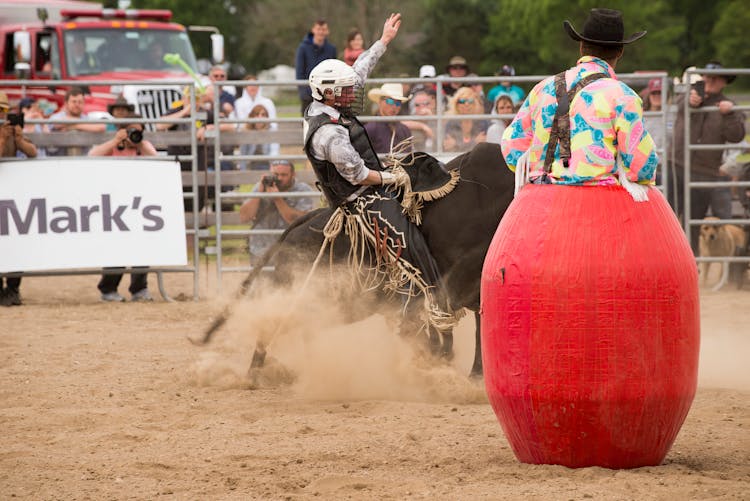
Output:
top-left (89, 114), bottom-right (157, 301)
top-left (673, 61), bottom-right (746, 254)
top-left (238, 160), bottom-right (314, 261)
top-left (88, 115), bottom-right (157, 158)
top-left (0, 91), bottom-right (38, 306)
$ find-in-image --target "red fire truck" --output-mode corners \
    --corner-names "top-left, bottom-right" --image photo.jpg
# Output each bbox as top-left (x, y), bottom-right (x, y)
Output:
top-left (0, 1), bottom-right (223, 122)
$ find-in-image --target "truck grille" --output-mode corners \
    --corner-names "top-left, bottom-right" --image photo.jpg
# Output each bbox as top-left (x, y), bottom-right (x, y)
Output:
top-left (135, 88), bottom-right (183, 131)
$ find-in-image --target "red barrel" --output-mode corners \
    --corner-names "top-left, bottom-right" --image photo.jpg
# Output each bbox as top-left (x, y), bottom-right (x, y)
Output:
top-left (480, 184), bottom-right (699, 468)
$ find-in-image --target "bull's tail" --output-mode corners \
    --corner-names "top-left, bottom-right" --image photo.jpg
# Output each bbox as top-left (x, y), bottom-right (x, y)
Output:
top-left (191, 209), bottom-right (327, 346)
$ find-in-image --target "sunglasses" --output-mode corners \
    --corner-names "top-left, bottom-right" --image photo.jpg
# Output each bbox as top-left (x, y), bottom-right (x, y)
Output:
top-left (0, 106), bottom-right (8, 112)
top-left (457, 98), bottom-right (475, 105)
top-left (383, 98), bottom-right (402, 106)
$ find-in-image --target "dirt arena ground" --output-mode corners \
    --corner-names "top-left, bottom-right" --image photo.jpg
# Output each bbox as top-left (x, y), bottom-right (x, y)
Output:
top-left (2, 269), bottom-right (749, 500)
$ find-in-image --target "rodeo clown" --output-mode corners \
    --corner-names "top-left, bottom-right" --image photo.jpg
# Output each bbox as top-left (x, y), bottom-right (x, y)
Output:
top-left (303, 13), bottom-right (457, 342)
top-left (501, 8), bottom-right (658, 189)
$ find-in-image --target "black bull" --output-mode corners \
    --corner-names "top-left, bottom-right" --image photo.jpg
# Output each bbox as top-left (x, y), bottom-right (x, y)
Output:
top-left (199, 142), bottom-right (515, 376)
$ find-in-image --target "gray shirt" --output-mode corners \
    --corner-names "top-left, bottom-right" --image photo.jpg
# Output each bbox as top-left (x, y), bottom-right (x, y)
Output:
top-left (249, 180), bottom-right (315, 257)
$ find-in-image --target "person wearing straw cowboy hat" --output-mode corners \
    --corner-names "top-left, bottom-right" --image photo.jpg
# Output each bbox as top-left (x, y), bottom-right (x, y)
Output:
top-left (501, 8), bottom-right (658, 190)
top-left (364, 82), bottom-right (412, 154)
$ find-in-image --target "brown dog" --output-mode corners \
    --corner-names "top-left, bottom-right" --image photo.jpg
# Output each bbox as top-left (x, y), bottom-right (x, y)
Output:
top-left (699, 217), bottom-right (748, 289)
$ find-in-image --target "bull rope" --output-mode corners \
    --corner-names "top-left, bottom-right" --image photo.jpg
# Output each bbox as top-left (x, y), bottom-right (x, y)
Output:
top-left (385, 138), bottom-right (460, 226)
top-left (342, 196), bottom-right (456, 335)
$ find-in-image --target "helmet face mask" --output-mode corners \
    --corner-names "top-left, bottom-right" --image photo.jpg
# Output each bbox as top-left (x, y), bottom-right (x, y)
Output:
top-left (309, 59), bottom-right (361, 114)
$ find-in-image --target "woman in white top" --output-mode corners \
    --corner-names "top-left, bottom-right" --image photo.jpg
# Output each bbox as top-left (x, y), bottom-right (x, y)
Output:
top-left (486, 94), bottom-right (514, 145)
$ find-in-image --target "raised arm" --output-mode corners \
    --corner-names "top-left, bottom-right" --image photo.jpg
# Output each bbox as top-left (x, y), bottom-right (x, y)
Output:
top-left (351, 13), bottom-right (401, 86)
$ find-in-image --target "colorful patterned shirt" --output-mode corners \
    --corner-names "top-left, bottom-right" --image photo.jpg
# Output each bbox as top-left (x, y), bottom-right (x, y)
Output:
top-left (501, 56), bottom-right (658, 185)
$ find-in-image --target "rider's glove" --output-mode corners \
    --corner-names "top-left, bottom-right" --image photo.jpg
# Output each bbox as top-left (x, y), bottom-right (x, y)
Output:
top-left (380, 169), bottom-right (410, 188)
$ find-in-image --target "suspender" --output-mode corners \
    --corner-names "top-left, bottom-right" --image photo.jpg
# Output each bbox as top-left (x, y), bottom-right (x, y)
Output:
top-left (542, 71), bottom-right (608, 176)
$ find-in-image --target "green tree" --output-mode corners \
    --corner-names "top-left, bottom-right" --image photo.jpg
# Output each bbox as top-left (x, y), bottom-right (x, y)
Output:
top-left (414, 0), bottom-right (496, 75)
top-left (711, 0), bottom-right (750, 68)
top-left (482, 0), bottom-right (684, 78)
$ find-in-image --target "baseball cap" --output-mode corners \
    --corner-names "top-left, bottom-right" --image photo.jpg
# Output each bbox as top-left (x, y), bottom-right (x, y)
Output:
top-left (419, 64), bottom-right (436, 78)
top-left (498, 65), bottom-right (515, 77)
top-left (647, 78), bottom-right (662, 93)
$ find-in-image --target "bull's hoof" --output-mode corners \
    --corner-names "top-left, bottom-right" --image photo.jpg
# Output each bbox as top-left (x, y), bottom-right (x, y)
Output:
top-left (245, 357), bottom-right (297, 388)
top-left (250, 348), bottom-right (267, 368)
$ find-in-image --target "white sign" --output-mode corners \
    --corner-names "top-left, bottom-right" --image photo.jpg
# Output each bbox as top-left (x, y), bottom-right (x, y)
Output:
top-left (0, 158), bottom-right (187, 272)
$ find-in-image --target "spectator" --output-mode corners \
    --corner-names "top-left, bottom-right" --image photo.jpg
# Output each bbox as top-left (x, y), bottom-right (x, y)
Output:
top-left (48, 87), bottom-right (106, 155)
top-left (295, 19), bottom-right (337, 115)
top-left (69, 36), bottom-right (97, 74)
top-left (414, 65), bottom-right (438, 95)
top-left (403, 87), bottom-right (437, 151)
top-left (238, 104), bottom-right (279, 171)
top-left (0, 91), bottom-right (38, 307)
top-left (440, 56), bottom-right (470, 99)
top-left (486, 95), bottom-right (515, 145)
top-left (238, 160), bottom-right (314, 261)
top-left (443, 86), bottom-right (488, 153)
top-left (364, 83), bottom-right (413, 154)
top-left (106, 96), bottom-right (135, 132)
top-left (641, 78), bottom-right (670, 183)
top-left (144, 41), bottom-right (166, 70)
top-left (672, 61), bottom-right (746, 253)
top-left (487, 65), bottom-right (526, 107)
top-left (208, 65), bottom-right (235, 115)
top-left (232, 74), bottom-right (278, 127)
top-left (88, 113), bottom-right (158, 302)
top-left (344, 28), bottom-right (364, 66)
top-left (18, 97), bottom-right (48, 156)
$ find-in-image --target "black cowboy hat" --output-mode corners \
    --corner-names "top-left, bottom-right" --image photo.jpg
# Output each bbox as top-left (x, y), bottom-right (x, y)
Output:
top-left (563, 8), bottom-right (646, 46)
top-left (702, 61), bottom-right (736, 84)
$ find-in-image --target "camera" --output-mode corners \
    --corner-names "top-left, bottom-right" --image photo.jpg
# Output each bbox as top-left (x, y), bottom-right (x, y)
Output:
top-left (262, 174), bottom-right (280, 187)
top-left (126, 127), bottom-right (143, 144)
top-left (692, 80), bottom-right (705, 100)
top-left (6, 113), bottom-right (24, 128)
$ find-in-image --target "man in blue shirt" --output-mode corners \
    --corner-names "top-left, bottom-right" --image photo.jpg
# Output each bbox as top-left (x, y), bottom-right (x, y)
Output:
top-left (295, 19), bottom-right (337, 115)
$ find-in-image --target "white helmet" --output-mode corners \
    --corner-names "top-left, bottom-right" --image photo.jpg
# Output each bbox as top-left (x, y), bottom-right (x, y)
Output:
top-left (309, 59), bottom-right (357, 101)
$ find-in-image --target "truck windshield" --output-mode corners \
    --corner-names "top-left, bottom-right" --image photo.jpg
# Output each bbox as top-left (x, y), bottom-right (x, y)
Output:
top-left (63, 28), bottom-right (198, 76)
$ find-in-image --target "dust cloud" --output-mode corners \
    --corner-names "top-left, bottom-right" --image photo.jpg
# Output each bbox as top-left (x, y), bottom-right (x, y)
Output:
top-left (698, 317), bottom-right (750, 390)
top-left (191, 274), bottom-right (749, 400)
top-left (190, 277), bottom-right (486, 404)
